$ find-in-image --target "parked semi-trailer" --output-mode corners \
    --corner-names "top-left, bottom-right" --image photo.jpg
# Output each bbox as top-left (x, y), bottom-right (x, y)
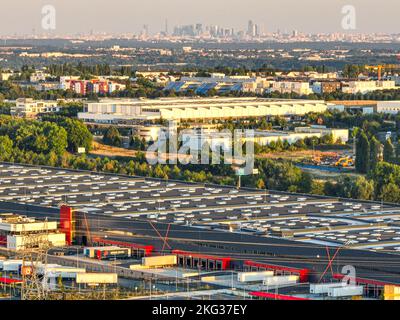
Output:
top-left (94, 247), bottom-right (131, 260)
top-left (1, 260), bottom-right (23, 272)
top-left (328, 286), bottom-right (364, 297)
top-left (84, 246), bottom-right (119, 258)
top-left (310, 283), bottom-right (345, 294)
top-left (142, 255), bottom-right (177, 268)
top-left (76, 273), bottom-right (118, 285)
top-left (262, 275), bottom-right (299, 286)
top-left (237, 271), bottom-right (274, 283)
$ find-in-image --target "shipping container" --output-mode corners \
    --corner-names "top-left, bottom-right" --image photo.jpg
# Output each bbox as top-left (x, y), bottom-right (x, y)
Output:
top-left (328, 286), bottom-right (364, 297)
top-left (142, 255), bottom-right (177, 268)
top-left (237, 271), bottom-right (274, 283)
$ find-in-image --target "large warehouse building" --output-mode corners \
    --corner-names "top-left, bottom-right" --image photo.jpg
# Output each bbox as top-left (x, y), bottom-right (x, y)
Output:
top-left (1, 163), bottom-right (400, 298)
top-left (78, 97), bottom-right (330, 123)
top-left (376, 101), bottom-right (400, 114)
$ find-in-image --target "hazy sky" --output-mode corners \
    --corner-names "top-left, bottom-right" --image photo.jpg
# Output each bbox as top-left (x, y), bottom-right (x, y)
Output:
top-left (2, 0), bottom-right (400, 35)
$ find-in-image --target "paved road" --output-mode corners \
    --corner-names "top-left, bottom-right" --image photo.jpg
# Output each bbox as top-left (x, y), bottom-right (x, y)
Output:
top-left (123, 289), bottom-right (233, 300)
top-left (296, 164), bottom-right (354, 173)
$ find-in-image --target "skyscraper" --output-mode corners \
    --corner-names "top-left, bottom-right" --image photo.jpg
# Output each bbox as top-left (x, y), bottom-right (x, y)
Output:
top-left (141, 24), bottom-right (149, 37)
top-left (247, 20), bottom-right (257, 37)
top-left (195, 23), bottom-right (203, 36)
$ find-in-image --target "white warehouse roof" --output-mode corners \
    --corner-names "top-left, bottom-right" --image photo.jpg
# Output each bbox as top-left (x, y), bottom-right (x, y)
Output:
top-left (78, 97), bottom-right (331, 122)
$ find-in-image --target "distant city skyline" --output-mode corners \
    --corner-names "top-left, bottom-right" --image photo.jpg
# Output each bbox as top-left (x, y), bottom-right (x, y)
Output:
top-left (1, 0), bottom-right (400, 36)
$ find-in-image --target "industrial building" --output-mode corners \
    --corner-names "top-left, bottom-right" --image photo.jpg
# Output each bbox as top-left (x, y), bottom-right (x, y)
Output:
top-left (0, 213), bottom-right (65, 250)
top-left (376, 101), bottom-right (400, 114)
top-left (249, 126), bottom-right (348, 146)
top-left (341, 80), bottom-right (396, 94)
top-left (267, 81), bottom-right (313, 96)
top-left (59, 76), bottom-right (126, 95)
top-left (0, 257), bottom-right (117, 291)
top-left (180, 126), bottom-right (348, 152)
top-left (311, 81), bottom-right (342, 95)
top-left (0, 163), bottom-right (400, 298)
top-left (78, 97), bottom-right (330, 123)
top-left (164, 75), bottom-right (270, 95)
top-left (11, 98), bottom-right (60, 118)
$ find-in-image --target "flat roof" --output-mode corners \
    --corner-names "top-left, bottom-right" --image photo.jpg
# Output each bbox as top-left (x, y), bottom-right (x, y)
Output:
top-left (86, 97), bottom-right (327, 109)
top-left (2, 162), bottom-right (400, 284)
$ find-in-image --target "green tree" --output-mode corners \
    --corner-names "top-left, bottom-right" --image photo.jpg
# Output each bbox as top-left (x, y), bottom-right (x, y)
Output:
top-left (369, 162), bottom-right (400, 198)
top-left (62, 118), bottom-right (93, 152)
top-left (369, 136), bottom-right (381, 170)
top-left (383, 138), bottom-right (395, 163)
top-left (39, 116), bottom-right (93, 152)
top-left (380, 183), bottom-right (400, 203)
top-left (43, 122), bottom-right (68, 155)
top-left (256, 178), bottom-right (266, 189)
top-left (0, 135), bottom-right (13, 160)
top-left (355, 131), bottom-right (370, 173)
top-left (130, 135), bottom-right (147, 151)
top-left (311, 181), bottom-right (325, 195)
top-left (397, 140), bottom-right (400, 163)
top-left (352, 176), bottom-right (374, 200)
top-left (103, 127), bottom-right (122, 147)
top-left (297, 172), bottom-right (313, 193)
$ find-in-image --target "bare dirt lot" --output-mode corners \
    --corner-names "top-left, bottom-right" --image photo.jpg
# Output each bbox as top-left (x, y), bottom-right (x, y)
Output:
top-left (257, 150), bottom-right (338, 161)
top-left (90, 141), bottom-right (138, 158)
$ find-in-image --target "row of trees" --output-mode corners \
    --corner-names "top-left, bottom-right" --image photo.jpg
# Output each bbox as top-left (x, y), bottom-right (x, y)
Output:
top-left (47, 63), bottom-right (112, 77)
top-left (0, 109), bottom-right (399, 202)
top-left (0, 116), bottom-right (67, 155)
top-left (330, 162), bottom-right (400, 203)
top-left (254, 134), bottom-right (338, 154)
top-left (40, 115), bottom-right (93, 153)
top-left (0, 123), bottom-right (399, 203)
top-left (355, 130), bottom-right (400, 174)
top-left (0, 115), bottom-right (92, 155)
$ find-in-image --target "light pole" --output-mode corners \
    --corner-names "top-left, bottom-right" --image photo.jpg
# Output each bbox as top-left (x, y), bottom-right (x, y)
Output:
top-left (149, 278), bottom-right (152, 300)
top-left (175, 270), bottom-right (178, 292)
top-left (231, 270), bottom-right (234, 290)
top-left (197, 263), bottom-right (202, 290)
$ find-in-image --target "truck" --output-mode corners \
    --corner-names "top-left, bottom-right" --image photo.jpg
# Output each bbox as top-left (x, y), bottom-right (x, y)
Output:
top-left (84, 246), bottom-right (119, 258)
top-left (335, 157), bottom-right (354, 167)
top-left (94, 247), bottom-right (131, 260)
